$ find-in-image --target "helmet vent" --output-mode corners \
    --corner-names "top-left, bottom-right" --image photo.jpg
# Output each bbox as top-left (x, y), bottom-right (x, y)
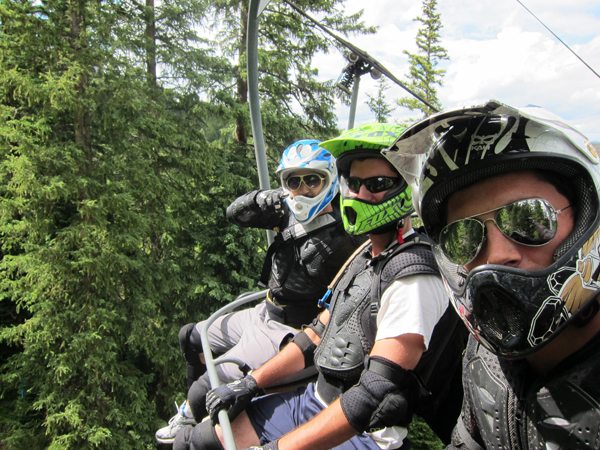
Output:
top-left (344, 207), bottom-right (357, 226)
top-left (477, 288), bottom-right (525, 350)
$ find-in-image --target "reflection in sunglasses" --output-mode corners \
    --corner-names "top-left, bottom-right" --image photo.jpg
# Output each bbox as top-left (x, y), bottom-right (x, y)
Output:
top-left (439, 199), bottom-right (570, 266)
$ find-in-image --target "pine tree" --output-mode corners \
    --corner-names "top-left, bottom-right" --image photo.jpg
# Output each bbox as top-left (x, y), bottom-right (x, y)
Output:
top-left (366, 76), bottom-right (395, 123)
top-left (396, 0), bottom-right (448, 120)
top-left (0, 0), bottom-right (244, 447)
top-left (204, 0), bottom-right (376, 151)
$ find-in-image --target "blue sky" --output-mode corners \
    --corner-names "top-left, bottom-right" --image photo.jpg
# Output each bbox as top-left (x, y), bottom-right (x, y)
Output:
top-left (313, 0), bottom-right (600, 141)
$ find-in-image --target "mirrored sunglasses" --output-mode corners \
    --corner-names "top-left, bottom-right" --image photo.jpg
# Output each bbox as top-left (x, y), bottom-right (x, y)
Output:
top-left (285, 173), bottom-right (326, 191)
top-left (347, 176), bottom-right (399, 194)
top-left (439, 198), bottom-right (571, 266)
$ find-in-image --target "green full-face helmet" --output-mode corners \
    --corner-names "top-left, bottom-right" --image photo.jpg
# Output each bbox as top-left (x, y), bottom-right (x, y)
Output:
top-left (320, 123), bottom-right (413, 235)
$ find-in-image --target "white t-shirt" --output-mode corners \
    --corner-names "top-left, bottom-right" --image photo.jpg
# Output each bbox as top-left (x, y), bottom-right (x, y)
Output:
top-left (375, 274), bottom-right (449, 349)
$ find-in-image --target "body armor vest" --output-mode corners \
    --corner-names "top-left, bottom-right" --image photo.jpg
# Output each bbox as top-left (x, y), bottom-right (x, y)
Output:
top-left (314, 234), bottom-right (439, 381)
top-left (457, 335), bottom-right (600, 450)
top-left (266, 209), bottom-right (361, 328)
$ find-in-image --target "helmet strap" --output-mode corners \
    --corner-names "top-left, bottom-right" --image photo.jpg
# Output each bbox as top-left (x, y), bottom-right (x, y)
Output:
top-left (571, 296), bottom-right (600, 328)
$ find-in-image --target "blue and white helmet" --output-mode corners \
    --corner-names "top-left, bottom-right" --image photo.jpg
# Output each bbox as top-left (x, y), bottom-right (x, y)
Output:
top-left (277, 139), bottom-right (339, 223)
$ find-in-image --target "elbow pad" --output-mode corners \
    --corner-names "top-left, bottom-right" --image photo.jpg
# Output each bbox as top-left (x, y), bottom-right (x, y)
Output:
top-left (226, 191), bottom-right (262, 227)
top-left (340, 356), bottom-right (428, 433)
top-left (291, 330), bottom-right (317, 368)
top-left (227, 189), bottom-right (285, 228)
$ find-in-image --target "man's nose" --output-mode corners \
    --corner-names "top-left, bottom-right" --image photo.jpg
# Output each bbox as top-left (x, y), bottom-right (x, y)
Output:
top-left (481, 220), bottom-right (522, 267)
top-left (296, 182), bottom-right (310, 195)
top-left (357, 183), bottom-right (375, 201)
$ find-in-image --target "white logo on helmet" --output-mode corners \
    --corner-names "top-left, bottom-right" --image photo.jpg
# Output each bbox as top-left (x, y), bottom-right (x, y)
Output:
top-left (465, 116), bottom-right (512, 163)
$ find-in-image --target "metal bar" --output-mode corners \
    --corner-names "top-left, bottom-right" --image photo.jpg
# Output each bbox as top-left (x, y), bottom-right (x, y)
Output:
top-left (247, 0), bottom-right (275, 245)
top-left (200, 289), bottom-right (269, 450)
top-left (347, 70), bottom-right (361, 130)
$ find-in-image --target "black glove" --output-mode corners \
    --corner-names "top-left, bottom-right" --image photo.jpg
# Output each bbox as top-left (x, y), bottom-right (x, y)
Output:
top-left (255, 189), bottom-right (286, 218)
top-left (205, 374), bottom-right (260, 424)
top-left (243, 440), bottom-right (279, 450)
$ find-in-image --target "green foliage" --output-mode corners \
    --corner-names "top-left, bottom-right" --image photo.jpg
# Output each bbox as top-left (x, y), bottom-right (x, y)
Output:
top-left (408, 416), bottom-right (445, 450)
top-left (0, 0), bottom-right (375, 447)
top-left (366, 76), bottom-right (395, 123)
top-left (396, 0), bottom-right (448, 123)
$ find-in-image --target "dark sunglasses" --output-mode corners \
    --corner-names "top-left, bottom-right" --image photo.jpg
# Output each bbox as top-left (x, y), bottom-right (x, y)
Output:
top-left (439, 198), bottom-right (571, 265)
top-left (346, 176), bottom-right (399, 194)
top-left (285, 173), bottom-right (326, 191)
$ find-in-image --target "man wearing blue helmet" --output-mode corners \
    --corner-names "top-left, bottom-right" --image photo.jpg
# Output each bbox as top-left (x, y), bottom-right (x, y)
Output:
top-left (156, 140), bottom-right (362, 444)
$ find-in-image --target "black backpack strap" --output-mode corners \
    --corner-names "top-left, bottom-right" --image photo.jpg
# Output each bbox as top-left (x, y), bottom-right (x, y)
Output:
top-left (368, 234), bottom-right (435, 324)
top-left (259, 233), bottom-right (284, 286)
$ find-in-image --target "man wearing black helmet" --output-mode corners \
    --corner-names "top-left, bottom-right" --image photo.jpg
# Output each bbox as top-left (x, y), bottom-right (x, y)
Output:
top-left (385, 100), bottom-right (600, 450)
top-left (173, 123), bottom-right (468, 450)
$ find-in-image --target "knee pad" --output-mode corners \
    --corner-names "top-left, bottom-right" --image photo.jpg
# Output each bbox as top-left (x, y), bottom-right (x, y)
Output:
top-left (179, 323), bottom-right (204, 358)
top-left (188, 375), bottom-right (212, 422)
top-left (180, 323), bottom-right (207, 389)
top-left (173, 425), bottom-right (194, 450)
top-left (191, 419), bottom-right (224, 450)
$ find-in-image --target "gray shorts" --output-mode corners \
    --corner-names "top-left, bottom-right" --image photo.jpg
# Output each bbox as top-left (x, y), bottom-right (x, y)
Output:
top-left (195, 301), bottom-right (297, 382)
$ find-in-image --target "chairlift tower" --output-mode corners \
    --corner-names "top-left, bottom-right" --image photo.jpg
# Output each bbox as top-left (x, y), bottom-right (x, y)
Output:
top-left (336, 52), bottom-right (383, 130)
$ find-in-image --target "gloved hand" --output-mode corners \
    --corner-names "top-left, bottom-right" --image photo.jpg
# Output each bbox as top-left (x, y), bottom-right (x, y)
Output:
top-left (255, 189), bottom-right (286, 218)
top-left (205, 374), bottom-right (260, 424)
top-left (243, 440), bottom-right (279, 450)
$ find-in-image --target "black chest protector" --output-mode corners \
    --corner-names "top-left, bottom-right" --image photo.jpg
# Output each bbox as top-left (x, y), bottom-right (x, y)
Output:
top-left (458, 335), bottom-right (600, 450)
top-left (314, 234), bottom-right (439, 381)
top-left (263, 209), bottom-right (361, 328)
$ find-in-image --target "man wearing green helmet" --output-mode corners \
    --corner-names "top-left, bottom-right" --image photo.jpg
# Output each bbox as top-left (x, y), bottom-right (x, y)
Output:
top-left (331, 124), bottom-right (415, 237)
top-left (173, 123), bottom-right (467, 450)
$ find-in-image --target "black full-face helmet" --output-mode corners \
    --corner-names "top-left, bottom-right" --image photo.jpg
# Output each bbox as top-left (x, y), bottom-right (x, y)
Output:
top-left (383, 100), bottom-right (600, 358)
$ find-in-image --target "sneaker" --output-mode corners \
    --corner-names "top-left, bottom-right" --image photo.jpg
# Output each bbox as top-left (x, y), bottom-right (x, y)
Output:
top-left (155, 401), bottom-right (197, 444)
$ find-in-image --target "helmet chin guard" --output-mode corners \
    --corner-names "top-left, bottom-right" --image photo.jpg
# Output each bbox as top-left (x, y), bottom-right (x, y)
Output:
top-left (385, 100), bottom-right (600, 358)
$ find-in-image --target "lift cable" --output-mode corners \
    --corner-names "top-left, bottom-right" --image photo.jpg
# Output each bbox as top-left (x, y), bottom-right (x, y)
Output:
top-left (516, 0), bottom-right (600, 80)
